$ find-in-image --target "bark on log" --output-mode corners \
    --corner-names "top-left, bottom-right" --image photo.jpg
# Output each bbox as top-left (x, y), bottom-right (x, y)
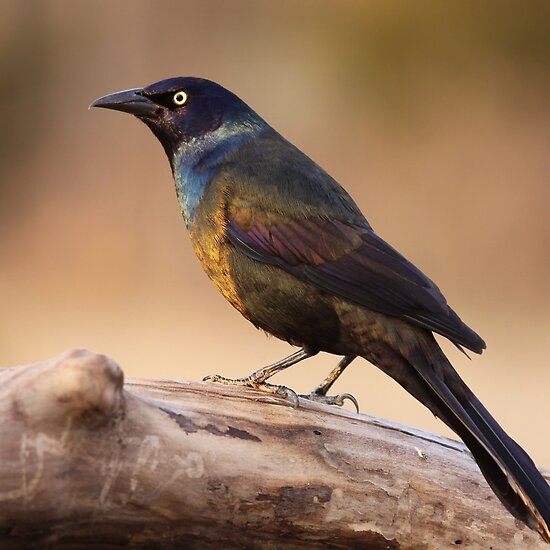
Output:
top-left (0, 349), bottom-right (548, 549)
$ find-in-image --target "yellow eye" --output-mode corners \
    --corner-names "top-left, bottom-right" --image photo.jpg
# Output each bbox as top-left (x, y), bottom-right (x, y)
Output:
top-left (173, 91), bottom-right (188, 106)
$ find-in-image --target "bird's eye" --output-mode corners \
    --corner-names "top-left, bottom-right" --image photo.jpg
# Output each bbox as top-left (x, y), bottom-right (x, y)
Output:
top-left (173, 91), bottom-right (188, 106)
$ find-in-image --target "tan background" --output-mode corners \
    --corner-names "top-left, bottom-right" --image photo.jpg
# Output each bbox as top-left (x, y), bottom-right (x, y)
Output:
top-left (1, 1), bottom-right (549, 464)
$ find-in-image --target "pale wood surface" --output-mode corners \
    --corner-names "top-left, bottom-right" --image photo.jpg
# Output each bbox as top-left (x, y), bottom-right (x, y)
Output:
top-left (0, 349), bottom-right (547, 549)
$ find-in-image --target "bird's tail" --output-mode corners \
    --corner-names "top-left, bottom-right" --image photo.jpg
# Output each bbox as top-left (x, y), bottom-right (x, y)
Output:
top-left (369, 335), bottom-right (550, 542)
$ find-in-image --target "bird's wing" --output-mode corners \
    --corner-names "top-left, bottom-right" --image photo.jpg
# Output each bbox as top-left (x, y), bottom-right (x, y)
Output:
top-left (227, 215), bottom-right (485, 353)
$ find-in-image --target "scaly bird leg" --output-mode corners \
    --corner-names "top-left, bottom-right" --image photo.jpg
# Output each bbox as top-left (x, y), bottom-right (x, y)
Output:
top-left (203, 347), bottom-right (317, 406)
top-left (300, 355), bottom-right (359, 412)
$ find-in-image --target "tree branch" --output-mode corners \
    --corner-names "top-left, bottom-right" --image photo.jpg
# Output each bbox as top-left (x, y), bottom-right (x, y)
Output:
top-left (0, 349), bottom-right (547, 549)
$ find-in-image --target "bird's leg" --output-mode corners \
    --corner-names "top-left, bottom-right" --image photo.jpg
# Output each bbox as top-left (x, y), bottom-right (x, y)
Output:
top-left (300, 355), bottom-right (359, 412)
top-left (203, 347), bottom-right (317, 406)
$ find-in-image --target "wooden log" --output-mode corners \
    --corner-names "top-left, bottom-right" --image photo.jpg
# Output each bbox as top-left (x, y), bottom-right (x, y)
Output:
top-left (0, 349), bottom-right (547, 549)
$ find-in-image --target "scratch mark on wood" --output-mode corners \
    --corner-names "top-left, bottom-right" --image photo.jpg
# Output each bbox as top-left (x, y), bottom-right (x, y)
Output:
top-left (0, 418), bottom-right (72, 503)
top-left (130, 435), bottom-right (160, 493)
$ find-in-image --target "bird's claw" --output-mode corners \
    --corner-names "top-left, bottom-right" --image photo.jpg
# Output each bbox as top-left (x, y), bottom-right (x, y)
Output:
top-left (202, 373), bottom-right (234, 384)
top-left (203, 373), bottom-right (300, 408)
top-left (299, 391), bottom-right (360, 413)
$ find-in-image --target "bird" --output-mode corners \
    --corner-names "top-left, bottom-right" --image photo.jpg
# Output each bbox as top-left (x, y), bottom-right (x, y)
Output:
top-left (91, 76), bottom-right (550, 542)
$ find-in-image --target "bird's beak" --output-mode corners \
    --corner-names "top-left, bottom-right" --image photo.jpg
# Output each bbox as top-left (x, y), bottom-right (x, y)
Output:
top-left (90, 88), bottom-right (160, 118)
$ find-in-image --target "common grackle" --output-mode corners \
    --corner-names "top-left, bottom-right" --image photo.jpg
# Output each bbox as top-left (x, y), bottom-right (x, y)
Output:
top-left (92, 77), bottom-right (550, 541)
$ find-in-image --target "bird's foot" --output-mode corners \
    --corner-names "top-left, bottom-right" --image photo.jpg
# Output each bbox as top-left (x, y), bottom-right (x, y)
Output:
top-left (299, 389), bottom-right (360, 413)
top-left (202, 349), bottom-right (314, 407)
top-left (297, 355), bottom-right (359, 411)
top-left (203, 373), bottom-right (300, 407)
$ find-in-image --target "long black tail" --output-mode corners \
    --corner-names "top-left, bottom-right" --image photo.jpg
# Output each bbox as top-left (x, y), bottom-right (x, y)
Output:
top-left (370, 336), bottom-right (550, 542)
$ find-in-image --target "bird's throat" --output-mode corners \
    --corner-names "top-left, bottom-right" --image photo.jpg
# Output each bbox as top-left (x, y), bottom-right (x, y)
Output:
top-left (172, 121), bottom-right (263, 228)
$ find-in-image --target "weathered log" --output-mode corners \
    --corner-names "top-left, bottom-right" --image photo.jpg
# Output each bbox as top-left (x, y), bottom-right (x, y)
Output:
top-left (0, 349), bottom-right (547, 549)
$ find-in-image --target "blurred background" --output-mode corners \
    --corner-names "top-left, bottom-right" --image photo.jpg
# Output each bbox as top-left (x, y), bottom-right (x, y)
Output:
top-left (1, 1), bottom-right (549, 463)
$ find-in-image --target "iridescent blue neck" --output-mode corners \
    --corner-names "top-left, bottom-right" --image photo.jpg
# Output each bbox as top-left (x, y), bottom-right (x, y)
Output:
top-left (173, 115), bottom-right (265, 227)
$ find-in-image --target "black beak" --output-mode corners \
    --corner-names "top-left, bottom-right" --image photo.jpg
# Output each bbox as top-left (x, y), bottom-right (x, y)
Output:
top-left (90, 88), bottom-right (160, 118)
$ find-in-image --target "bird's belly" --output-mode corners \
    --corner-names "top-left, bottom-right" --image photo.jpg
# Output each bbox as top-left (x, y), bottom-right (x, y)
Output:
top-left (188, 191), bottom-right (347, 352)
top-left (189, 225), bottom-right (340, 351)
top-left (192, 237), bottom-right (344, 351)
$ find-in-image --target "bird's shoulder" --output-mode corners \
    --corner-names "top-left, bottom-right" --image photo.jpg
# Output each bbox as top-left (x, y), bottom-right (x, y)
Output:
top-left (209, 128), bottom-right (367, 227)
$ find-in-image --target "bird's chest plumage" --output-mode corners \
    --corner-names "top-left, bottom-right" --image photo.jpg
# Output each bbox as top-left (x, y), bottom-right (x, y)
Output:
top-left (173, 129), bottom-right (260, 315)
top-left (187, 183), bottom-right (248, 316)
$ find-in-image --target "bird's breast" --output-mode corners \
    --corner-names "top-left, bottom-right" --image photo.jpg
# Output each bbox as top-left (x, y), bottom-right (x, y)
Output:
top-left (188, 185), bottom-right (247, 316)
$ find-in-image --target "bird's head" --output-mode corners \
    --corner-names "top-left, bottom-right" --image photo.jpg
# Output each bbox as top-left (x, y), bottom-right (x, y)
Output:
top-left (91, 77), bottom-right (261, 159)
